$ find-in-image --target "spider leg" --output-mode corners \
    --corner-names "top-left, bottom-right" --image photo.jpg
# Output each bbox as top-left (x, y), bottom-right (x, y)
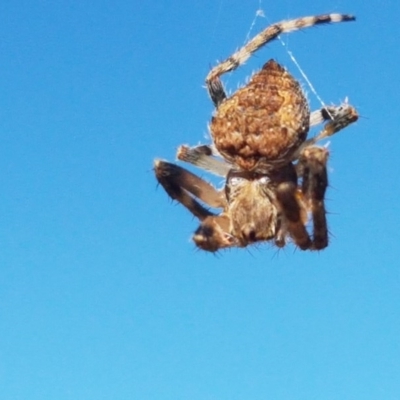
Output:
top-left (154, 160), bottom-right (236, 252)
top-left (206, 14), bottom-right (355, 105)
top-left (298, 147), bottom-right (330, 250)
top-left (177, 145), bottom-right (231, 177)
top-left (293, 102), bottom-right (357, 248)
top-left (207, 77), bottom-right (228, 107)
top-left (276, 181), bottom-right (311, 250)
top-left (315, 102), bottom-right (359, 140)
top-left (308, 101), bottom-right (358, 143)
top-left (293, 101), bottom-right (358, 165)
top-left (154, 160), bottom-right (225, 219)
top-left (193, 214), bottom-right (238, 252)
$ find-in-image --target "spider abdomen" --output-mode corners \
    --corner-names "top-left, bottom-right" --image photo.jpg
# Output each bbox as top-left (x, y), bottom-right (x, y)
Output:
top-left (210, 59), bottom-right (310, 170)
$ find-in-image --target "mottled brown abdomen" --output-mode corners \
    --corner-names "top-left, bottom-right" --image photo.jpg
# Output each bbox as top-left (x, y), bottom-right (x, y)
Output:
top-left (210, 59), bottom-right (310, 170)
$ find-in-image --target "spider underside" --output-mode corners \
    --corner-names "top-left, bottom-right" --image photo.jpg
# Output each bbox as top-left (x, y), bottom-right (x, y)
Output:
top-left (154, 13), bottom-right (358, 252)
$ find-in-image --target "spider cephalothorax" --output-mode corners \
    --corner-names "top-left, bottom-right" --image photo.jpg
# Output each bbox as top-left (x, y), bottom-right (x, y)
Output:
top-left (154, 13), bottom-right (358, 252)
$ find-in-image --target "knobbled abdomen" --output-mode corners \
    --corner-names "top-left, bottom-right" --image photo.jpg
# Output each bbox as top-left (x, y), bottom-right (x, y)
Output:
top-left (210, 59), bottom-right (310, 170)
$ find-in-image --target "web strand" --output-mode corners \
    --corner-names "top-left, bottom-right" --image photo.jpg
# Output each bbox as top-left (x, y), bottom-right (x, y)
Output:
top-left (277, 38), bottom-right (333, 119)
top-left (247, 2), bottom-right (333, 119)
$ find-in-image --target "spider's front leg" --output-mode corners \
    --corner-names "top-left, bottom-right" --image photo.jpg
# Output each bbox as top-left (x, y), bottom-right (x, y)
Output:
top-left (290, 102), bottom-right (357, 249)
top-left (192, 213), bottom-right (237, 252)
top-left (276, 181), bottom-right (311, 250)
top-left (154, 160), bottom-right (236, 252)
top-left (154, 160), bottom-right (222, 219)
top-left (298, 146), bottom-right (330, 250)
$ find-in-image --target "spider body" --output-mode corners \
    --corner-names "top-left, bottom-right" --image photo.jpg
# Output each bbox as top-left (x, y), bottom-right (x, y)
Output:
top-left (211, 59), bottom-right (309, 171)
top-left (154, 13), bottom-right (358, 252)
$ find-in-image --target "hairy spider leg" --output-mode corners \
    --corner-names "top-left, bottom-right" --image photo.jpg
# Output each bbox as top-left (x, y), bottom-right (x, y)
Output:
top-left (206, 14), bottom-right (355, 106)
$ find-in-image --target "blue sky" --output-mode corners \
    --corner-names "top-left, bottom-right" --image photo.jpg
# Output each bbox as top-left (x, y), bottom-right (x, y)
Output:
top-left (1, 0), bottom-right (399, 399)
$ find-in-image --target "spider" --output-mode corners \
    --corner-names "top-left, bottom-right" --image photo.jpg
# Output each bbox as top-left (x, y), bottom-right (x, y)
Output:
top-left (154, 13), bottom-right (358, 252)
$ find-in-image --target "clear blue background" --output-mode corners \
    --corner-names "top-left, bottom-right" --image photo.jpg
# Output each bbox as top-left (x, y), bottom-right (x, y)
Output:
top-left (1, 1), bottom-right (399, 399)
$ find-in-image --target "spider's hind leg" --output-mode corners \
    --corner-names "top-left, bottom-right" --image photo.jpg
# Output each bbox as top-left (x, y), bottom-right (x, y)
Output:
top-left (205, 14), bottom-right (355, 107)
top-left (298, 146), bottom-right (330, 250)
top-left (207, 77), bottom-right (228, 107)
